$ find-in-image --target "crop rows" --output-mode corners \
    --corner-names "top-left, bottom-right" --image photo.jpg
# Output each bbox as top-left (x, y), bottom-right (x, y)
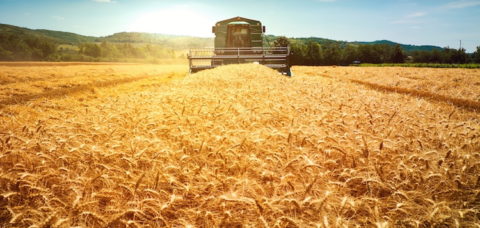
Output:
top-left (0, 63), bottom-right (186, 108)
top-left (295, 66), bottom-right (480, 103)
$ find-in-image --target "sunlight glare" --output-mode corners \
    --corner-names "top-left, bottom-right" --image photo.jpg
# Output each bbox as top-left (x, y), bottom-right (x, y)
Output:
top-left (128, 6), bottom-right (214, 37)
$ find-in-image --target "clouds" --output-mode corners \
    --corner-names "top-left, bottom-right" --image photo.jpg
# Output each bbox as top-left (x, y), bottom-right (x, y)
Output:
top-left (51, 15), bottom-right (65, 21)
top-left (392, 11), bottom-right (427, 25)
top-left (391, 0), bottom-right (480, 26)
top-left (405, 12), bottom-right (427, 18)
top-left (92, 0), bottom-right (115, 3)
top-left (443, 0), bottom-right (480, 9)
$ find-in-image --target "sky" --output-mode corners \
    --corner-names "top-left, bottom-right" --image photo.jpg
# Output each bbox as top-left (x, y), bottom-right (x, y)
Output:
top-left (0, 0), bottom-right (479, 52)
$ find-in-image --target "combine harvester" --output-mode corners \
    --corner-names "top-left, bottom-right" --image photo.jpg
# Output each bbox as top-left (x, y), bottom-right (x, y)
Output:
top-left (188, 17), bottom-right (292, 76)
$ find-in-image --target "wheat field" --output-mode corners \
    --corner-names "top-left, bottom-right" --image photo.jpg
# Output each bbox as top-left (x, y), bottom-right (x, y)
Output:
top-left (0, 63), bottom-right (479, 227)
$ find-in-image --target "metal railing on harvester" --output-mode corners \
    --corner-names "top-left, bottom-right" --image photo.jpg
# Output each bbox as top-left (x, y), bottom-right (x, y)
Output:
top-left (187, 47), bottom-right (290, 73)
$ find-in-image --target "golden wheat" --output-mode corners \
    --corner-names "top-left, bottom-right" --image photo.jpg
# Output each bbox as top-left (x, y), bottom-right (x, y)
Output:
top-left (0, 63), bottom-right (478, 227)
top-left (294, 66), bottom-right (480, 102)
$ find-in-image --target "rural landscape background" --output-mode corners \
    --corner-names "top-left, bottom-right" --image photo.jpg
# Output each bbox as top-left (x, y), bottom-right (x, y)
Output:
top-left (1, 23), bottom-right (480, 66)
top-left (1, 0), bottom-right (480, 227)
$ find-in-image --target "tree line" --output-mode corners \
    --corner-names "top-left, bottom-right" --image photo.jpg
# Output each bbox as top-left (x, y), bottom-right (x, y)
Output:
top-left (68, 42), bottom-right (175, 61)
top-left (0, 33), bottom-right (177, 62)
top-left (0, 32), bottom-right (56, 60)
top-left (273, 37), bottom-right (480, 65)
top-left (1, 32), bottom-right (479, 64)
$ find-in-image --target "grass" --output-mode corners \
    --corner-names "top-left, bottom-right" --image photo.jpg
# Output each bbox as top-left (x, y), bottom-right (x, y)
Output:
top-left (354, 63), bottom-right (480, 69)
top-left (0, 63), bottom-right (479, 227)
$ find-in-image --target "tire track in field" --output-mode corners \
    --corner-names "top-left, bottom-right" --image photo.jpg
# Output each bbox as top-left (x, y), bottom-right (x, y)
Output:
top-left (317, 73), bottom-right (480, 112)
top-left (0, 74), bottom-right (180, 109)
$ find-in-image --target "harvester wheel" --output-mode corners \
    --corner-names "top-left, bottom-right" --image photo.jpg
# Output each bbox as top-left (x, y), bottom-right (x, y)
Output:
top-left (285, 68), bottom-right (292, 77)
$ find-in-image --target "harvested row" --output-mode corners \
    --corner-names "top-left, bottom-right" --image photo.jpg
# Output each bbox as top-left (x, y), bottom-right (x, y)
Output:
top-left (0, 64), bottom-right (479, 227)
top-left (0, 64), bottom-right (187, 107)
top-left (294, 66), bottom-right (480, 102)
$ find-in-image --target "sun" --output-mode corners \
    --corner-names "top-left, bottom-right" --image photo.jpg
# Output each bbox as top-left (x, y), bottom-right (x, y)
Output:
top-left (128, 6), bottom-right (214, 37)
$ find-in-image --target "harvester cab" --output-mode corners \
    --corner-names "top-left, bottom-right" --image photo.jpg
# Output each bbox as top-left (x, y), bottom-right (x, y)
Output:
top-left (188, 16), bottom-right (291, 76)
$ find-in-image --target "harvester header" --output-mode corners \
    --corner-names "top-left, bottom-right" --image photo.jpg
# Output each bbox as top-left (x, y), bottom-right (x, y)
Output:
top-left (188, 16), bottom-right (291, 76)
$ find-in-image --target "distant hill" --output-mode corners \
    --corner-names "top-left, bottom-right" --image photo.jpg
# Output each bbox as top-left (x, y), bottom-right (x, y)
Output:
top-left (353, 40), bottom-right (443, 52)
top-left (0, 23), bottom-right (97, 44)
top-left (0, 24), bottom-right (213, 48)
top-left (35, 29), bottom-right (97, 44)
top-left (265, 35), bottom-right (443, 52)
top-left (0, 24), bottom-right (57, 42)
top-left (265, 35), bottom-right (338, 45)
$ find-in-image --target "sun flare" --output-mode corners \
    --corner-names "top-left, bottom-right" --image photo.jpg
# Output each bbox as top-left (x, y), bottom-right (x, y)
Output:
top-left (128, 6), bottom-right (214, 37)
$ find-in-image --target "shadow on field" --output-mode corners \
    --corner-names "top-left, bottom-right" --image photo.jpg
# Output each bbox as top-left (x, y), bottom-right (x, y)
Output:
top-left (0, 75), bottom-right (154, 109)
top-left (319, 73), bottom-right (480, 112)
top-left (350, 79), bottom-right (480, 112)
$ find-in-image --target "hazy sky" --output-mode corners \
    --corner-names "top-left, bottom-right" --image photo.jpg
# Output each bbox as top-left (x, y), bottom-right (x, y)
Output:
top-left (1, 0), bottom-right (479, 52)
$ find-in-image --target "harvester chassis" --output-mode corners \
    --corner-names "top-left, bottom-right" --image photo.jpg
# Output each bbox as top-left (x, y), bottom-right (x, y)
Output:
top-left (188, 47), bottom-right (291, 76)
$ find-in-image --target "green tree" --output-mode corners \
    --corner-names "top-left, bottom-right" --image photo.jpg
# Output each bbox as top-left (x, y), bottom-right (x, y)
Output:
top-left (451, 48), bottom-right (467, 63)
top-left (430, 49), bottom-right (441, 63)
top-left (441, 48), bottom-right (454, 63)
top-left (473, 46), bottom-right (480, 63)
top-left (307, 41), bottom-right (322, 65)
top-left (322, 42), bottom-right (341, 65)
top-left (81, 43), bottom-right (101, 58)
top-left (371, 44), bottom-right (386, 63)
top-left (358, 45), bottom-right (376, 63)
top-left (0, 47), bottom-right (13, 60)
top-left (391, 44), bottom-right (405, 63)
top-left (341, 44), bottom-right (358, 65)
top-left (290, 42), bottom-right (307, 65)
top-left (273, 36), bottom-right (290, 47)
